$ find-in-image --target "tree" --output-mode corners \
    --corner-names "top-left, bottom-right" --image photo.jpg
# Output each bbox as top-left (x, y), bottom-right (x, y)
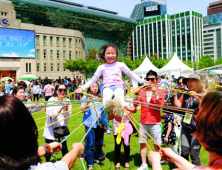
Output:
top-left (214, 58), bottom-right (222, 65)
top-left (63, 59), bottom-right (86, 77)
top-left (86, 49), bottom-right (102, 62)
top-left (198, 55), bottom-right (214, 69)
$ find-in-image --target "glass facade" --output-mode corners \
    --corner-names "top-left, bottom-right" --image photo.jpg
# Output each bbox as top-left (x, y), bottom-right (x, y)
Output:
top-left (133, 11), bottom-right (203, 61)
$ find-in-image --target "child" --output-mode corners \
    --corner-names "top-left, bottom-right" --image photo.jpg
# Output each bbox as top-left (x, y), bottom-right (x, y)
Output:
top-left (75, 44), bottom-right (146, 120)
top-left (39, 85), bottom-right (43, 101)
top-left (161, 113), bottom-right (176, 153)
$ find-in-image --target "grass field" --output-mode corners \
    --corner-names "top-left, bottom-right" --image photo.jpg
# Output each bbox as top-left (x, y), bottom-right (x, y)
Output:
top-left (33, 104), bottom-right (209, 170)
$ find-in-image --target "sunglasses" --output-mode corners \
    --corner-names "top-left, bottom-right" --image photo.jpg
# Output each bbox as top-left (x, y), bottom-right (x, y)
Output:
top-left (146, 78), bottom-right (156, 81)
top-left (58, 89), bottom-right (67, 92)
top-left (178, 82), bottom-right (184, 85)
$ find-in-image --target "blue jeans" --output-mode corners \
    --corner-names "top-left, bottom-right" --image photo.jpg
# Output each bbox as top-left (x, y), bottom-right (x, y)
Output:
top-left (85, 126), bottom-right (104, 167)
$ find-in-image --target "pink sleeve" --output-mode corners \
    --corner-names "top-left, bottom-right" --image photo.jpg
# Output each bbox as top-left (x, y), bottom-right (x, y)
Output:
top-left (122, 63), bottom-right (144, 84)
top-left (81, 65), bottom-right (101, 91)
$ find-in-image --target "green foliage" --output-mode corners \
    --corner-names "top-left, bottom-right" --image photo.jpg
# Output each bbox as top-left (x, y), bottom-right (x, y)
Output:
top-left (63, 59), bottom-right (86, 74)
top-left (85, 49), bottom-right (102, 62)
top-left (214, 58), bottom-right (222, 65)
top-left (182, 60), bottom-right (198, 70)
top-left (85, 59), bottom-right (102, 73)
top-left (149, 54), bottom-right (171, 69)
top-left (198, 55), bottom-right (214, 69)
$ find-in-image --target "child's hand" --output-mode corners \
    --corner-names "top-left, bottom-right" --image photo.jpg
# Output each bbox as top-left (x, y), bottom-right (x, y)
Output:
top-left (164, 137), bottom-right (168, 143)
top-left (75, 88), bottom-right (82, 94)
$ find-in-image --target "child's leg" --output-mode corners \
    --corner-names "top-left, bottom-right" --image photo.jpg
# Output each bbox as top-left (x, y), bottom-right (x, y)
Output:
top-left (113, 88), bottom-right (125, 107)
top-left (103, 88), bottom-right (115, 118)
top-left (102, 88), bottom-right (114, 105)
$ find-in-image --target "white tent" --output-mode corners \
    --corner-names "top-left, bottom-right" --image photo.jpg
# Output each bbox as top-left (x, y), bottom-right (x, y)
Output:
top-left (158, 54), bottom-right (193, 78)
top-left (132, 56), bottom-right (159, 87)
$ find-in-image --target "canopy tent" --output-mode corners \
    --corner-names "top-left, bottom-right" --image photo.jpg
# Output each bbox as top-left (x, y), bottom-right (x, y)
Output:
top-left (132, 57), bottom-right (159, 87)
top-left (158, 54), bottom-right (193, 78)
top-left (210, 70), bottom-right (222, 74)
top-left (18, 74), bottom-right (38, 81)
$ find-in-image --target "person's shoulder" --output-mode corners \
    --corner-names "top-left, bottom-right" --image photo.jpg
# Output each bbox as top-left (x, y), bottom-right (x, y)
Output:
top-left (48, 96), bottom-right (56, 101)
top-left (28, 161), bottom-right (68, 170)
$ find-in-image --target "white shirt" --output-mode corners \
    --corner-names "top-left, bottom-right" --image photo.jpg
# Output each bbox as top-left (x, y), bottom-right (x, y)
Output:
top-left (146, 91), bottom-right (152, 103)
top-left (43, 97), bottom-right (72, 140)
top-left (28, 161), bottom-right (68, 170)
top-left (33, 85), bottom-right (40, 94)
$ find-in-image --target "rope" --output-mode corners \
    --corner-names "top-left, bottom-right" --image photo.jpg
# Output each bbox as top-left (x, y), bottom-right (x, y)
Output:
top-left (123, 107), bottom-right (152, 151)
top-left (124, 107), bottom-right (162, 149)
top-left (34, 102), bottom-right (101, 121)
top-left (36, 102), bottom-right (102, 131)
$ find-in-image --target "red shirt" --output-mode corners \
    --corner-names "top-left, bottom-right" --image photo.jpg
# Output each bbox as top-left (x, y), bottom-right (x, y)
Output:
top-left (134, 88), bottom-right (165, 124)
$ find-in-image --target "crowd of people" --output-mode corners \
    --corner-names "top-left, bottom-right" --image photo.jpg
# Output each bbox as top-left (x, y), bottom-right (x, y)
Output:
top-left (0, 43), bottom-right (221, 170)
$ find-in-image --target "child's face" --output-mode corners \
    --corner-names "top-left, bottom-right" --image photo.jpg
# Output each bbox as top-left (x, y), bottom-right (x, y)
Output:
top-left (104, 47), bottom-right (117, 64)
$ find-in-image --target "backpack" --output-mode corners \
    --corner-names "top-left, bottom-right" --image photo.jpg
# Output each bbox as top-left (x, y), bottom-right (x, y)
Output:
top-left (0, 84), bottom-right (6, 92)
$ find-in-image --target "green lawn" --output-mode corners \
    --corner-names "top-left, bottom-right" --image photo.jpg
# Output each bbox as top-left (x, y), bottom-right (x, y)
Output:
top-left (33, 104), bottom-right (209, 170)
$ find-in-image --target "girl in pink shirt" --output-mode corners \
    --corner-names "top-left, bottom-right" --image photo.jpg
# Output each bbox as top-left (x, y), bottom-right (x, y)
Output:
top-left (76, 44), bottom-right (146, 120)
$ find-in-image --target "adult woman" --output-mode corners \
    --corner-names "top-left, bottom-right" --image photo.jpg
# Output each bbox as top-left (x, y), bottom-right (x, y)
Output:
top-left (173, 74), bottom-right (203, 166)
top-left (80, 82), bottom-right (105, 170)
top-left (12, 86), bottom-right (41, 113)
top-left (0, 95), bottom-right (83, 170)
top-left (32, 81), bottom-right (40, 101)
top-left (43, 84), bottom-right (72, 162)
top-left (148, 88), bottom-right (222, 170)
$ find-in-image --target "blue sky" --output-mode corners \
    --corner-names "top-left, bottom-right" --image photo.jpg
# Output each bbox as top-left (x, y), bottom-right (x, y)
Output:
top-left (67, 0), bottom-right (216, 18)
top-left (0, 28), bottom-right (35, 58)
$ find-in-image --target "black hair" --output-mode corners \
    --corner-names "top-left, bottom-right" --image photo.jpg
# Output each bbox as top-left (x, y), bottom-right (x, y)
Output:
top-left (53, 83), bottom-right (66, 97)
top-left (146, 70), bottom-right (158, 79)
top-left (0, 95), bottom-right (40, 169)
top-left (100, 44), bottom-right (118, 60)
top-left (17, 81), bottom-right (27, 89)
top-left (12, 86), bottom-right (25, 96)
top-left (87, 82), bottom-right (100, 96)
top-left (177, 76), bottom-right (185, 83)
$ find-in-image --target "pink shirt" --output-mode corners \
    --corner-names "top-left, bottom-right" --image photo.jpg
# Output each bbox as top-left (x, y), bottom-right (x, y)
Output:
top-left (43, 84), bottom-right (55, 96)
top-left (81, 62), bottom-right (144, 91)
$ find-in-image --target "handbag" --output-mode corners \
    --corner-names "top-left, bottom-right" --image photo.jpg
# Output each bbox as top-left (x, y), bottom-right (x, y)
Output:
top-left (53, 126), bottom-right (70, 138)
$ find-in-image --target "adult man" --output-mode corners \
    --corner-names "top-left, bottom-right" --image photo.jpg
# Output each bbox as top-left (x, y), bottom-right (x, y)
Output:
top-left (5, 80), bottom-right (11, 95)
top-left (134, 70), bottom-right (166, 170)
top-left (172, 75), bottom-right (177, 83)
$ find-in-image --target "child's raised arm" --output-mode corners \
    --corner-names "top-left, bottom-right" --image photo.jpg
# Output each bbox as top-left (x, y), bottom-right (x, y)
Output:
top-left (75, 66), bottom-right (102, 93)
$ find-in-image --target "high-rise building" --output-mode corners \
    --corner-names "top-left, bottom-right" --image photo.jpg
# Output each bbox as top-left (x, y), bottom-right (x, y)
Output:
top-left (131, 0), bottom-right (203, 61)
top-left (207, 0), bottom-right (222, 15)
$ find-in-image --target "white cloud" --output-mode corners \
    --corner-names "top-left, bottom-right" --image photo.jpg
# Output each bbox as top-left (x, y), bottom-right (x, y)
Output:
top-left (2, 52), bottom-right (18, 57)
top-left (27, 54), bottom-right (35, 58)
top-left (29, 49), bottom-right (35, 53)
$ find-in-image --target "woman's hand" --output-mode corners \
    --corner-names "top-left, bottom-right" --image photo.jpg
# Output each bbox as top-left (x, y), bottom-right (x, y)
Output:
top-left (49, 142), bottom-right (62, 154)
top-left (160, 148), bottom-right (177, 163)
top-left (164, 137), bottom-right (168, 143)
top-left (75, 88), bottom-right (83, 94)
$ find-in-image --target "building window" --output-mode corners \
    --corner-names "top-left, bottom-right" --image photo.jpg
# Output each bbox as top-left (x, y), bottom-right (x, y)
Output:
top-left (50, 50), bottom-right (53, 59)
top-left (57, 64), bottom-right (60, 71)
top-left (50, 37), bottom-right (53, 45)
top-left (57, 50), bottom-right (59, 59)
top-left (36, 49), bottom-right (39, 58)
top-left (79, 52), bottom-right (80, 59)
top-left (37, 63), bottom-right (39, 72)
top-left (63, 38), bottom-right (66, 46)
top-left (29, 63), bottom-right (31, 72)
top-left (44, 63), bottom-right (47, 72)
top-left (57, 37), bottom-right (59, 46)
top-left (36, 36), bottom-right (39, 44)
top-left (76, 51), bottom-right (78, 59)
top-left (26, 63), bottom-right (28, 72)
top-left (79, 40), bottom-right (81, 47)
top-left (63, 51), bottom-right (66, 59)
top-left (51, 63), bottom-right (53, 71)
top-left (69, 38), bottom-right (71, 46)
top-left (44, 50), bottom-right (46, 59)
top-left (69, 51), bottom-right (72, 59)
top-left (76, 39), bottom-right (78, 46)
top-left (43, 36), bottom-right (46, 45)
